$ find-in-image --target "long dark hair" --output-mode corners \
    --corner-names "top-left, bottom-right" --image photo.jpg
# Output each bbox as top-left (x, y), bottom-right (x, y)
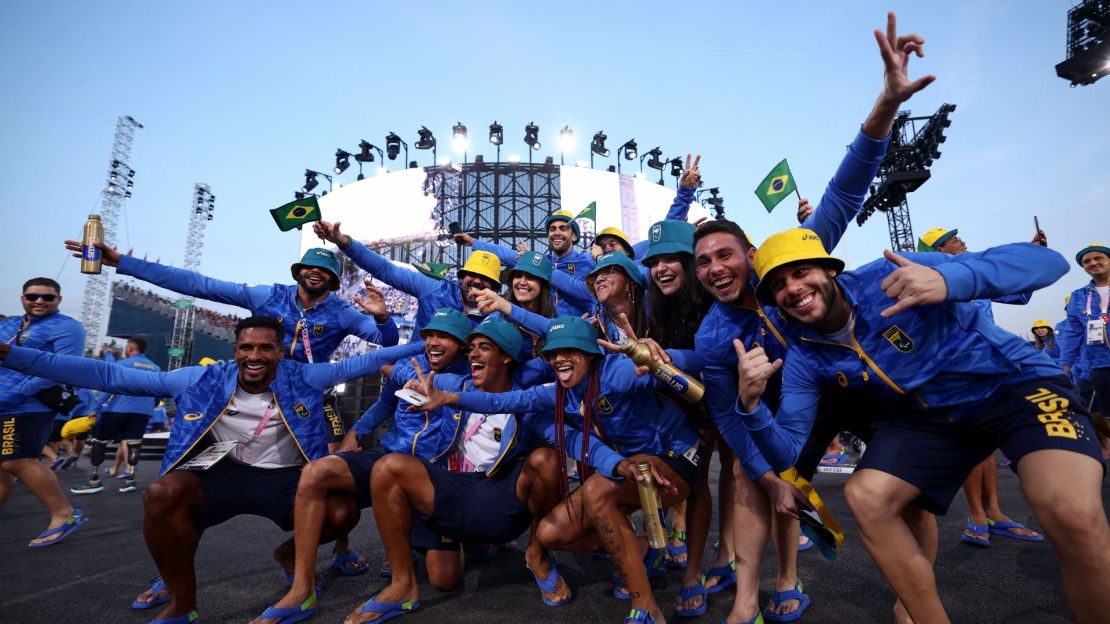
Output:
top-left (553, 361), bottom-right (601, 503)
top-left (507, 271), bottom-right (556, 319)
top-left (1033, 331), bottom-right (1056, 352)
top-left (598, 278), bottom-right (647, 340)
top-left (645, 254), bottom-right (712, 349)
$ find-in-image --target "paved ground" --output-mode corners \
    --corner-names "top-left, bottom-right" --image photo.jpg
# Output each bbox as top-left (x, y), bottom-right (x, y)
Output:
top-left (1, 453), bottom-right (1101, 624)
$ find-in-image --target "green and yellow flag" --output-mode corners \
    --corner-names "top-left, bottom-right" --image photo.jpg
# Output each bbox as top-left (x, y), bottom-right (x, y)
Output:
top-left (754, 159), bottom-right (797, 213)
top-left (576, 201), bottom-right (596, 222)
top-left (414, 261), bottom-right (452, 281)
top-left (270, 196), bottom-right (320, 232)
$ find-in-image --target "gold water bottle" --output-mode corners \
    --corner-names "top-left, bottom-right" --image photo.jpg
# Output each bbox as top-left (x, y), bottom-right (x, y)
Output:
top-left (636, 462), bottom-right (668, 549)
top-left (621, 340), bottom-right (705, 403)
top-left (81, 214), bottom-right (104, 274)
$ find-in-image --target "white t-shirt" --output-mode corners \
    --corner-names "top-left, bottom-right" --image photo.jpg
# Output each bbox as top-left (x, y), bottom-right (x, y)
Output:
top-left (1096, 285), bottom-right (1109, 312)
top-left (209, 388), bottom-right (303, 469)
top-left (821, 313), bottom-right (856, 347)
top-left (458, 411), bottom-right (512, 473)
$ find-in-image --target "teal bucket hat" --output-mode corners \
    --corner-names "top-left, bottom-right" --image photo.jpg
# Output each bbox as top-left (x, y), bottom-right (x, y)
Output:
top-left (290, 247), bottom-right (341, 291)
top-left (588, 251), bottom-right (647, 293)
top-left (1075, 243), bottom-right (1110, 267)
top-left (468, 316), bottom-right (524, 362)
top-left (418, 308), bottom-right (473, 344)
top-left (641, 220), bottom-right (696, 265)
top-left (540, 316), bottom-right (602, 356)
top-left (544, 211), bottom-right (581, 238)
top-left (509, 251), bottom-right (553, 284)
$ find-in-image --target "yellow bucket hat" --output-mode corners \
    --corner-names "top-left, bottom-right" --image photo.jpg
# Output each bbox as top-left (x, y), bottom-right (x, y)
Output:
top-left (1031, 319), bottom-right (1052, 330)
top-left (459, 250), bottom-right (502, 284)
top-left (595, 226), bottom-right (634, 256)
top-left (753, 228), bottom-right (844, 306)
top-left (917, 227), bottom-right (957, 252)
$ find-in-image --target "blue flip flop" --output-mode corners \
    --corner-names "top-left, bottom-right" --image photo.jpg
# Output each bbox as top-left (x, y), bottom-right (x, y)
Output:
top-left (666, 530), bottom-right (688, 570)
top-left (331, 548), bottom-right (370, 575)
top-left (351, 594), bottom-right (420, 623)
top-left (987, 518), bottom-right (1045, 542)
top-left (61, 455), bottom-right (79, 470)
top-left (763, 580), bottom-right (811, 623)
top-left (49, 456), bottom-right (66, 471)
top-left (255, 592), bottom-right (317, 624)
top-left (703, 561), bottom-right (737, 595)
top-left (676, 580), bottom-right (708, 618)
top-left (613, 548), bottom-right (668, 599)
top-left (28, 509), bottom-right (86, 548)
top-left (149, 611), bottom-right (198, 624)
top-left (961, 520), bottom-right (990, 547)
top-left (132, 577), bottom-right (171, 610)
top-left (528, 555), bottom-right (572, 606)
top-left (625, 608), bottom-right (656, 624)
top-left (798, 530), bottom-right (814, 552)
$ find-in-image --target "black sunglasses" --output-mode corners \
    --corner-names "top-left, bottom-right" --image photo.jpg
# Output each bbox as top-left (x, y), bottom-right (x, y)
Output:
top-left (23, 293), bottom-right (58, 302)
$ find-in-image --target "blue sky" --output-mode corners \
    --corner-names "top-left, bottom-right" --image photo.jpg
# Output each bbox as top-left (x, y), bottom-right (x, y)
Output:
top-left (2, 1), bottom-right (1106, 338)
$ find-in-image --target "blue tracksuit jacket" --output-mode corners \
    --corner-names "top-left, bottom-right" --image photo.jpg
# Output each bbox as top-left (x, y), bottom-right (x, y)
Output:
top-left (735, 243), bottom-right (1070, 471)
top-left (101, 351), bottom-right (161, 415)
top-left (695, 128), bottom-right (890, 479)
top-left (1059, 280), bottom-right (1110, 372)
top-left (0, 312), bottom-right (85, 414)
top-left (115, 255), bottom-right (399, 362)
top-left (2, 342), bottom-right (422, 474)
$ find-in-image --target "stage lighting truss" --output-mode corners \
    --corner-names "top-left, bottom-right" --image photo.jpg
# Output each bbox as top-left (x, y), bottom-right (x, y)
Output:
top-left (1056, 0), bottom-right (1110, 86)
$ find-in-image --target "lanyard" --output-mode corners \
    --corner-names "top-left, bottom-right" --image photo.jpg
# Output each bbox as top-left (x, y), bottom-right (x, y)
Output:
top-left (291, 300), bottom-right (315, 363)
top-left (461, 413), bottom-right (486, 444)
top-left (1084, 289), bottom-right (1110, 322)
top-left (251, 400), bottom-right (277, 437)
top-left (5, 316), bottom-right (31, 345)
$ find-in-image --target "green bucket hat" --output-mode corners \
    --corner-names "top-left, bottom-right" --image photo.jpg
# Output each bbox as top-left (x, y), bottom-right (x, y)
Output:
top-left (509, 251), bottom-right (553, 284)
top-left (641, 220), bottom-right (696, 265)
top-left (418, 308), bottom-right (472, 344)
top-left (290, 247), bottom-right (341, 291)
top-left (540, 316), bottom-right (602, 356)
top-left (468, 316), bottom-right (523, 362)
top-left (588, 251), bottom-right (646, 293)
top-left (544, 210), bottom-right (581, 238)
top-left (1075, 243), bottom-right (1110, 267)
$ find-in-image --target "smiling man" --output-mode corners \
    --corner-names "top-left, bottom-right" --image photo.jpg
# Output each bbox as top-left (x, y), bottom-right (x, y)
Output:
top-left (0, 277), bottom-right (86, 549)
top-left (736, 228), bottom-right (1108, 623)
top-left (0, 315), bottom-right (422, 624)
top-left (1060, 243), bottom-right (1110, 448)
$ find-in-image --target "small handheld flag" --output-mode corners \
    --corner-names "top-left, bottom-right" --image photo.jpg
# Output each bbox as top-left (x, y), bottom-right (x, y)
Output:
top-left (576, 201), bottom-right (597, 222)
top-left (754, 159), bottom-right (797, 213)
top-left (270, 196), bottom-right (321, 232)
top-left (414, 261), bottom-right (452, 281)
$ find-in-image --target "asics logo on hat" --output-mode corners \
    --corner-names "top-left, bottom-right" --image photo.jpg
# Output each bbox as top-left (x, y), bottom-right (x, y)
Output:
top-left (550, 323), bottom-right (566, 331)
top-left (314, 249), bottom-right (334, 258)
top-left (435, 311), bottom-right (448, 317)
top-left (802, 233), bottom-right (818, 241)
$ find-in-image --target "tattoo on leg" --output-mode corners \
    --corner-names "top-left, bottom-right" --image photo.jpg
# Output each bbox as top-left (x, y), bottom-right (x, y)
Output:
top-left (593, 516), bottom-right (621, 559)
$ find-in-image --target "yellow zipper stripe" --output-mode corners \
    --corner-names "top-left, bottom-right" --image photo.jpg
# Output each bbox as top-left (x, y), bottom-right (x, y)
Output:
top-left (798, 334), bottom-right (907, 396)
top-left (756, 308), bottom-right (788, 347)
top-left (289, 320), bottom-right (302, 358)
top-left (275, 402), bottom-right (311, 463)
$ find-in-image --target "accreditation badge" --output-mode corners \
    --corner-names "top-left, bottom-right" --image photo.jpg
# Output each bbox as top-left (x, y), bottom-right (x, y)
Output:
top-left (1087, 318), bottom-right (1106, 346)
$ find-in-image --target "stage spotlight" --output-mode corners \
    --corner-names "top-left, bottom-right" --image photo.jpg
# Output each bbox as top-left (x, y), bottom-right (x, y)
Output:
top-left (646, 148), bottom-right (664, 170)
top-left (621, 139), bottom-right (637, 160)
top-left (356, 140), bottom-right (376, 163)
top-left (334, 149), bottom-right (351, 174)
top-left (301, 170), bottom-right (318, 193)
top-left (706, 187), bottom-right (724, 207)
top-left (524, 122), bottom-right (541, 150)
top-left (591, 131), bottom-right (610, 157)
top-left (558, 126), bottom-right (575, 153)
top-left (295, 191), bottom-right (306, 200)
top-left (386, 132), bottom-right (402, 160)
top-left (669, 157), bottom-right (683, 177)
top-left (489, 121), bottom-right (503, 145)
top-left (416, 126), bottom-right (436, 150)
top-left (452, 122), bottom-right (468, 152)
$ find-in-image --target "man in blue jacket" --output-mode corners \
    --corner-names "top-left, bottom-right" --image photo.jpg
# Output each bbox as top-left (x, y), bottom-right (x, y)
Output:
top-left (0, 315), bottom-right (422, 624)
top-left (1059, 243), bottom-right (1110, 440)
top-left (0, 277), bottom-right (87, 548)
top-left (71, 337), bottom-right (162, 495)
top-left (737, 228), bottom-right (1107, 624)
top-left (341, 317), bottom-right (630, 623)
top-left (692, 12), bottom-right (935, 622)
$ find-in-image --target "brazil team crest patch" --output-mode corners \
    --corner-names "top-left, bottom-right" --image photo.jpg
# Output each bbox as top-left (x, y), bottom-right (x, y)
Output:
top-left (882, 326), bottom-right (914, 353)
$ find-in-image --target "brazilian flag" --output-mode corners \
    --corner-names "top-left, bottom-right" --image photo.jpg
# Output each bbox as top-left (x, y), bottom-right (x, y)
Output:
top-left (754, 159), bottom-right (797, 213)
top-left (576, 201), bottom-right (597, 222)
top-left (270, 196), bottom-right (321, 232)
top-left (415, 261), bottom-right (452, 281)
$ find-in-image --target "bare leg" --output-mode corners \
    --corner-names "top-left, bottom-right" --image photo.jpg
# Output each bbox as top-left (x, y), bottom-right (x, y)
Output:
top-left (706, 443), bottom-right (737, 590)
top-left (892, 506), bottom-right (937, 624)
top-left (724, 459), bottom-right (771, 624)
top-left (1015, 449), bottom-right (1110, 624)
top-left (677, 437), bottom-right (715, 614)
top-left (142, 471), bottom-right (206, 621)
top-left (518, 448), bottom-right (572, 605)
top-left (844, 468), bottom-right (949, 624)
top-left (961, 459), bottom-right (989, 542)
top-left (981, 456), bottom-right (1039, 538)
top-left (766, 511), bottom-right (803, 618)
top-left (2, 458), bottom-right (76, 544)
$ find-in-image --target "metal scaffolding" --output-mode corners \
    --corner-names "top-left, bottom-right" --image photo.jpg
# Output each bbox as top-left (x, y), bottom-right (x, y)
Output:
top-left (80, 115), bottom-right (142, 354)
top-left (167, 184), bottom-right (215, 370)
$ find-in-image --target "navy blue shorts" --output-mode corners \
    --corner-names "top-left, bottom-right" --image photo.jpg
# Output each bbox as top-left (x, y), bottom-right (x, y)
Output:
top-left (49, 419), bottom-right (67, 443)
top-left (661, 441), bottom-right (707, 490)
top-left (0, 412), bottom-right (54, 460)
top-left (415, 458), bottom-right (531, 548)
top-left (191, 460), bottom-right (302, 531)
top-left (860, 376), bottom-right (1103, 515)
top-left (336, 449), bottom-right (458, 551)
top-left (336, 449), bottom-right (387, 508)
top-left (93, 411), bottom-right (149, 442)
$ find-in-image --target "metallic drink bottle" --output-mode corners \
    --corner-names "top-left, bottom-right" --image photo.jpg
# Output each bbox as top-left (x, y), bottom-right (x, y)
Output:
top-left (636, 462), bottom-right (668, 549)
top-left (81, 214), bottom-right (104, 274)
top-left (621, 340), bottom-right (705, 403)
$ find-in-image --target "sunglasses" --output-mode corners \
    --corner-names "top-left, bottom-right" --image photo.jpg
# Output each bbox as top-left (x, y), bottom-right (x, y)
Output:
top-left (23, 293), bottom-right (58, 302)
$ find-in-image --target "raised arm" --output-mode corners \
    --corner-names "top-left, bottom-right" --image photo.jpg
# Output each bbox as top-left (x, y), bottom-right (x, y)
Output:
top-left (303, 341), bottom-right (425, 390)
top-left (1, 345), bottom-right (200, 398)
top-left (317, 221), bottom-right (440, 299)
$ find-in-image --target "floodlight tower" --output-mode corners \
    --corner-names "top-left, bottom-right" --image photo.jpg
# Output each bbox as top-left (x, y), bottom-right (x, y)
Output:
top-left (856, 104), bottom-right (956, 251)
top-left (167, 184), bottom-right (215, 370)
top-left (1055, 0), bottom-right (1110, 86)
top-left (80, 115), bottom-right (142, 354)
